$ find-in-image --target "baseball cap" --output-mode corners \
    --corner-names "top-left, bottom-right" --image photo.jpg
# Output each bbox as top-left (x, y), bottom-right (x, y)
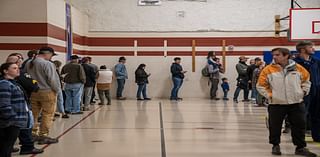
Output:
top-left (70, 55), bottom-right (80, 60)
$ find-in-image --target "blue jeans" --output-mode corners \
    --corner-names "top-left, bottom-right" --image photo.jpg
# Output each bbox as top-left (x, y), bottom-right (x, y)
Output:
top-left (170, 77), bottom-right (183, 99)
top-left (56, 90), bottom-right (65, 113)
top-left (64, 83), bottom-right (83, 113)
top-left (83, 87), bottom-right (93, 107)
top-left (233, 86), bottom-right (249, 100)
top-left (117, 79), bottom-right (126, 97)
top-left (251, 87), bottom-right (258, 99)
top-left (137, 83), bottom-right (147, 98)
top-left (223, 90), bottom-right (228, 98)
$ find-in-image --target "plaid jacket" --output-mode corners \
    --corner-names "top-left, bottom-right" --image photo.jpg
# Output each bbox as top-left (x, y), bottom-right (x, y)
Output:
top-left (0, 79), bottom-right (28, 128)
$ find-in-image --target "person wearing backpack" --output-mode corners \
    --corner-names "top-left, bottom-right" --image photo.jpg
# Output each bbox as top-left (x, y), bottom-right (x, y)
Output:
top-left (207, 51), bottom-right (223, 100)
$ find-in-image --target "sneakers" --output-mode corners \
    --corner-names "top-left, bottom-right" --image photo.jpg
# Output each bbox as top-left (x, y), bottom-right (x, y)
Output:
top-left (272, 145), bottom-right (282, 155)
top-left (20, 148), bottom-right (44, 155)
top-left (295, 148), bottom-right (317, 157)
top-left (37, 136), bottom-right (59, 145)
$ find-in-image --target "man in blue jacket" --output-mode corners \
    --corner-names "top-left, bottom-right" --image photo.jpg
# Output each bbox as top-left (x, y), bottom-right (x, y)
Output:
top-left (115, 57), bottom-right (128, 100)
top-left (293, 41), bottom-right (320, 142)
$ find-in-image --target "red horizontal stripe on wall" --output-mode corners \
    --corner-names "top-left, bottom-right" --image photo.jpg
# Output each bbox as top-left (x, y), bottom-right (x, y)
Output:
top-left (0, 22), bottom-right (47, 36)
top-left (0, 43), bottom-right (47, 50)
top-left (87, 38), bottom-right (135, 47)
top-left (167, 38), bottom-right (194, 47)
top-left (47, 24), bottom-right (65, 41)
top-left (47, 44), bottom-right (66, 53)
top-left (75, 51), bottom-right (135, 56)
top-left (73, 33), bottom-right (86, 45)
top-left (168, 51), bottom-right (263, 56)
top-left (2, 23), bottom-right (320, 47)
top-left (137, 38), bottom-right (164, 47)
top-left (167, 51), bottom-right (192, 56)
top-left (137, 51), bottom-right (164, 56)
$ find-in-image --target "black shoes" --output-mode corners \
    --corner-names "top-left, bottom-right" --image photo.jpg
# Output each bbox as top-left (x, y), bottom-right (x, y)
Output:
top-left (272, 145), bottom-right (282, 155)
top-left (242, 99), bottom-right (250, 102)
top-left (295, 148), bottom-right (317, 157)
top-left (137, 98), bottom-right (152, 101)
top-left (233, 99), bottom-right (239, 103)
top-left (37, 136), bottom-right (59, 145)
top-left (20, 148), bottom-right (44, 155)
top-left (223, 98), bottom-right (229, 101)
top-left (211, 97), bottom-right (220, 100)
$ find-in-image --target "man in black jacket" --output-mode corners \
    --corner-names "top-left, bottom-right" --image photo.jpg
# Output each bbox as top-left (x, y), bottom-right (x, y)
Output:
top-left (170, 57), bottom-right (187, 101)
top-left (81, 57), bottom-right (96, 111)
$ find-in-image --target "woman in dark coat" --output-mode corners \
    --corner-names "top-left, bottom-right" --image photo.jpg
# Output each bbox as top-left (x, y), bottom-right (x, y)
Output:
top-left (135, 64), bottom-right (151, 100)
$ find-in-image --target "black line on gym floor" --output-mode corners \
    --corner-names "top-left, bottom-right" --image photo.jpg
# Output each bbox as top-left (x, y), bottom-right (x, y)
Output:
top-left (159, 102), bottom-right (167, 157)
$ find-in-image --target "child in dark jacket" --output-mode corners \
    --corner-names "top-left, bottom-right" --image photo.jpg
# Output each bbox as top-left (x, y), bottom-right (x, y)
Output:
top-left (221, 77), bottom-right (230, 100)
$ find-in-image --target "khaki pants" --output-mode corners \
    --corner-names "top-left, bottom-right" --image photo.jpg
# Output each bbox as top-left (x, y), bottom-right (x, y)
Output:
top-left (31, 90), bottom-right (56, 136)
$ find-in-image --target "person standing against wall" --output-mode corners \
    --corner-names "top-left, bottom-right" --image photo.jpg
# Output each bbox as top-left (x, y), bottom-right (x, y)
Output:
top-left (233, 56), bottom-right (250, 103)
top-left (170, 57), bottom-right (187, 101)
top-left (257, 48), bottom-right (317, 157)
top-left (115, 57), bottom-right (128, 100)
top-left (25, 47), bottom-right (60, 145)
top-left (61, 55), bottom-right (86, 114)
top-left (135, 64), bottom-right (151, 100)
top-left (293, 41), bottom-right (320, 142)
top-left (207, 51), bottom-right (223, 100)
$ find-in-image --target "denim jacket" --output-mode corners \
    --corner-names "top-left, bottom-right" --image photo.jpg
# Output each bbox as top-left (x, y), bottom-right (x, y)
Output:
top-left (115, 63), bottom-right (128, 80)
